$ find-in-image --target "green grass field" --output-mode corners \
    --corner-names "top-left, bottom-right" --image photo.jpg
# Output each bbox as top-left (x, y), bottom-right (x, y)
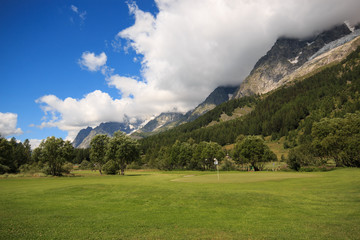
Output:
top-left (0, 169), bottom-right (359, 239)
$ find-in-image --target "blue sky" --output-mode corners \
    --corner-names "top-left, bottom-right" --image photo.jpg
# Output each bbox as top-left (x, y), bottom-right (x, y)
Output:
top-left (0, 0), bottom-right (156, 145)
top-left (1, 0), bottom-right (360, 149)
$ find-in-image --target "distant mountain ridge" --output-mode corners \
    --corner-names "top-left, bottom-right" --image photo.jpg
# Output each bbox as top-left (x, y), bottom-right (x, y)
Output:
top-left (134, 86), bottom-right (238, 136)
top-left (72, 121), bottom-right (142, 148)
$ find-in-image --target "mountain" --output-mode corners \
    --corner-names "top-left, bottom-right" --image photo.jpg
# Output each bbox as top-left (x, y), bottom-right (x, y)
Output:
top-left (185, 86), bottom-right (238, 122)
top-left (73, 120), bottom-right (142, 149)
top-left (73, 23), bottom-right (360, 147)
top-left (72, 127), bottom-right (92, 148)
top-left (134, 86), bottom-right (238, 136)
top-left (233, 23), bottom-right (358, 98)
top-left (139, 112), bottom-right (185, 133)
top-left (140, 43), bottom-right (360, 162)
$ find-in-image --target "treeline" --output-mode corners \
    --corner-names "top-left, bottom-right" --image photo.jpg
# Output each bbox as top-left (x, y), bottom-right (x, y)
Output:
top-left (145, 136), bottom-right (277, 171)
top-left (0, 137), bottom-right (31, 174)
top-left (140, 97), bottom-right (256, 160)
top-left (1, 131), bottom-right (140, 176)
top-left (140, 46), bottom-right (360, 168)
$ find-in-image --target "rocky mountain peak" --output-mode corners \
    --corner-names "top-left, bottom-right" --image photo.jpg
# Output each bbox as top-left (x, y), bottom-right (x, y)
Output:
top-left (233, 23), bottom-right (353, 98)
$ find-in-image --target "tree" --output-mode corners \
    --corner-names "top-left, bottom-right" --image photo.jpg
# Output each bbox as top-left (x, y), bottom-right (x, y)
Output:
top-left (0, 137), bottom-right (32, 174)
top-left (233, 136), bottom-right (277, 171)
top-left (192, 141), bottom-right (224, 170)
top-left (311, 112), bottom-right (360, 167)
top-left (90, 134), bottom-right (109, 174)
top-left (105, 131), bottom-right (140, 175)
top-left (36, 136), bottom-right (74, 176)
top-left (0, 137), bottom-right (12, 174)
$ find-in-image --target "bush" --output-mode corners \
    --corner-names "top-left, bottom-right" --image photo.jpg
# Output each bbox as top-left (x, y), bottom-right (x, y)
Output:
top-left (287, 146), bottom-right (321, 171)
top-left (41, 162), bottom-right (73, 176)
top-left (102, 160), bottom-right (119, 175)
top-left (127, 161), bottom-right (142, 169)
top-left (0, 164), bottom-right (10, 174)
top-left (62, 162), bottom-right (73, 174)
top-left (79, 160), bottom-right (93, 170)
top-left (19, 163), bottom-right (41, 174)
top-left (219, 158), bottom-right (237, 171)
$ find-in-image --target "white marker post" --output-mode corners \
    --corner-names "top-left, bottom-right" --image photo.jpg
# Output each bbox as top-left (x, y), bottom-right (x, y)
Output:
top-left (214, 158), bottom-right (219, 181)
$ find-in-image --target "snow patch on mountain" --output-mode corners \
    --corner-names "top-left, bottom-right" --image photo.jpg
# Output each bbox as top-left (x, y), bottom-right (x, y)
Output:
top-left (345, 20), bottom-right (355, 32)
top-left (288, 52), bottom-right (302, 64)
top-left (309, 29), bottom-right (360, 61)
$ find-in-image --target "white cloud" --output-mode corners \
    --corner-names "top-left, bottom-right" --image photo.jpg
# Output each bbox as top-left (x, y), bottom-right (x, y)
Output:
top-left (37, 0), bottom-right (360, 140)
top-left (0, 112), bottom-right (23, 137)
top-left (118, 0), bottom-right (360, 108)
top-left (70, 5), bottom-right (78, 13)
top-left (29, 139), bottom-right (42, 150)
top-left (70, 4), bottom-right (87, 24)
top-left (78, 52), bottom-right (107, 72)
top-left (107, 75), bottom-right (146, 97)
top-left (36, 91), bottom-right (135, 140)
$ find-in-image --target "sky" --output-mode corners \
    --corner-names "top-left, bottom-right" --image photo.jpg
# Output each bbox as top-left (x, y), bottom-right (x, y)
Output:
top-left (1, 0), bottom-right (360, 149)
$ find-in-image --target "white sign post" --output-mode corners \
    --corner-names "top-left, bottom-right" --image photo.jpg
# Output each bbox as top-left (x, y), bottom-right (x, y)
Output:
top-left (214, 158), bottom-right (219, 181)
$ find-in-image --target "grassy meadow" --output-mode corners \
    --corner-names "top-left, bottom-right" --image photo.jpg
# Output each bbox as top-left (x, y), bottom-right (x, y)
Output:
top-left (0, 169), bottom-right (359, 239)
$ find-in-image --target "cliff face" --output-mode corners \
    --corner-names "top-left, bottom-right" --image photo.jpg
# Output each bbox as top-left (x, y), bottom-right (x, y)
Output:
top-left (233, 24), bottom-right (354, 98)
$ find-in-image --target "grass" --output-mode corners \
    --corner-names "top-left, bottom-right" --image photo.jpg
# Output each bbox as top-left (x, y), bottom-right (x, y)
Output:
top-left (0, 169), bottom-right (359, 239)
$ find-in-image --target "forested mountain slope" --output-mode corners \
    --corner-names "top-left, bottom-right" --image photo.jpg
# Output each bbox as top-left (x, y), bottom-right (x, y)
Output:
top-left (140, 46), bottom-right (360, 163)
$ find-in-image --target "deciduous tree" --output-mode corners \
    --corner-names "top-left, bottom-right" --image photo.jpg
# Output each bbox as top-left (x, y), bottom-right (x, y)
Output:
top-left (105, 131), bottom-right (140, 175)
top-left (90, 134), bottom-right (109, 174)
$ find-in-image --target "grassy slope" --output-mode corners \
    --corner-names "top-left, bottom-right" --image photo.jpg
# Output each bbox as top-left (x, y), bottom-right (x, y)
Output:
top-left (0, 169), bottom-right (359, 239)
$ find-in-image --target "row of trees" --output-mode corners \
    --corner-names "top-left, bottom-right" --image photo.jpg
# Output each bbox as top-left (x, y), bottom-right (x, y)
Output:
top-left (0, 131), bottom-right (140, 176)
top-left (145, 136), bottom-right (277, 171)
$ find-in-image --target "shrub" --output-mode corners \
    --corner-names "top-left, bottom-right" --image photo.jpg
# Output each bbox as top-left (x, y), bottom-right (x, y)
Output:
top-left (62, 162), bottom-right (73, 174)
top-left (102, 160), bottom-right (119, 175)
top-left (127, 161), bottom-right (142, 170)
top-left (219, 158), bottom-right (237, 171)
top-left (79, 160), bottom-right (93, 170)
top-left (19, 163), bottom-right (41, 174)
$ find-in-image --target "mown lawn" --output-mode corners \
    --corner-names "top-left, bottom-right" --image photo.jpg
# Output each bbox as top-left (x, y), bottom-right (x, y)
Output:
top-left (0, 169), bottom-right (359, 239)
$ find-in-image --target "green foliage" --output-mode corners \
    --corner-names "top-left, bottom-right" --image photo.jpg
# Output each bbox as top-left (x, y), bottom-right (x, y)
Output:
top-left (73, 148), bottom-right (90, 164)
top-left (36, 136), bottom-right (75, 176)
top-left (62, 162), bottom-right (74, 174)
top-left (219, 157), bottom-right (237, 171)
top-left (154, 140), bottom-right (225, 170)
top-left (311, 112), bottom-right (360, 167)
top-left (79, 160), bottom-right (93, 170)
top-left (105, 131), bottom-right (140, 175)
top-left (90, 134), bottom-right (109, 174)
top-left (0, 137), bottom-right (31, 174)
top-left (19, 162), bottom-right (42, 174)
top-left (233, 136), bottom-right (277, 171)
top-left (101, 160), bottom-right (118, 175)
